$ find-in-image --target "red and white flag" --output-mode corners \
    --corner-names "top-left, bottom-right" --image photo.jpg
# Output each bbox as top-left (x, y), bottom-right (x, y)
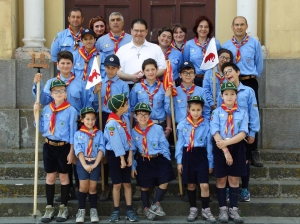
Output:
top-left (85, 57), bottom-right (102, 89)
top-left (200, 37), bottom-right (219, 70)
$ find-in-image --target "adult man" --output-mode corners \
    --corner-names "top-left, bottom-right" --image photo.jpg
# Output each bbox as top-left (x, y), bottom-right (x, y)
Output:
top-left (222, 16), bottom-right (263, 167)
top-left (116, 18), bottom-right (166, 87)
top-left (51, 7), bottom-right (84, 63)
top-left (96, 12), bottom-right (132, 59)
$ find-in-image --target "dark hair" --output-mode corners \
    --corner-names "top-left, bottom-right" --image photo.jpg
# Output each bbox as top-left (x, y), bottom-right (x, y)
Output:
top-left (57, 51), bottom-right (74, 63)
top-left (187, 101), bottom-right (204, 109)
top-left (171, 23), bottom-right (187, 34)
top-left (89, 16), bottom-right (109, 36)
top-left (221, 62), bottom-right (240, 74)
top-left (131, 18), bottom-right (148, 29)
top-left (111, 97), bottom-right (128, 113)
top-left (157, 27), bottom-right (173, 40)
top-left (77, 112), bottom-right (97, 129)
top-left (232, 16), bottom-right (248, 25)
top-left (68, 7), bottom-right (83, 17)
top-left (192, 15), bottom-right (214, 38)
top-left (218, 48), bottom-right (233, 63)
top-left (142, 58), bottom-right (158, 71)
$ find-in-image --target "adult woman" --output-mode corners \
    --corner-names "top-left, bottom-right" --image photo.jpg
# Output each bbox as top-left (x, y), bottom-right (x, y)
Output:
top-left (89, 16), bottom-right (109, 40)
top-left (171, 23), bottom-right (187, 52)
top-left (157, 27), bottom-right (183, 85)
top-left (183, 16), bottom-right (221, 87)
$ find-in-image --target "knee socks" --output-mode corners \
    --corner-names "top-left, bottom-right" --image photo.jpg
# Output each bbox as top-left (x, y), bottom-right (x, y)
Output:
top-left (78, 191), bottom-right (87, 209)
top-left (89, 193), bottom-right (97, 209)
top-left (201, 196), bottom-right (210, 209)
top-left (187, 189), bottom-right (197, 208)
top-left (61, 184), bottom-right (70, 206)
top-left (216, 187), bottom-right (226, 207)
top-left (229, 187), bottom-right (239, 208)
top-left (46, 184), bottom-right (55, 206)
top-left (141, 190), bottom-right (150, 208)
top-left (153, 187), bottom-right (166, 204)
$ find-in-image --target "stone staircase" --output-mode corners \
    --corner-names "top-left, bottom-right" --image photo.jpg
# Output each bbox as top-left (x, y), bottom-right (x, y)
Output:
top-left (1, 148), bottom-right (300, 220)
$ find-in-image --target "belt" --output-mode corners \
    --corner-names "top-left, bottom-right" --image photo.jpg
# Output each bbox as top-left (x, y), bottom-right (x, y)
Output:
top-left (85, 157), bottom-right (96, 161)
top-left (45, 138), bottom-right (67, 146)
top-left (140, 153), bottom-right (161, 158)
top-left (152, 119), bottom-right (165, 124)
top-left (195, 74), bottom-right (204, 78)
top-left (239, 75), bottom-right (255, 80)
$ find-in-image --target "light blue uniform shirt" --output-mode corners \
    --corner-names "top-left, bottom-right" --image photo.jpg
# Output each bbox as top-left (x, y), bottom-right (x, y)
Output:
top-left (96, 33), bottom-right (132, 58)
top-left (72, 49), bottom-right (106, 81)
top-left (216, 82), bottom-right (260, 137)
top-left (50, 28), bottom-right (84, 62)
top-left (74, 129), bottom-right (105, 158)
top-left (167, 48), bottom-right (183, 80)
top-left (130, 80), bottom-right (170, 120)
top-left (210, 107), bottom-right (249, 139)
top-left (203, 67), bottom-right (227, 100)
top-left (32, 76), bottom-right (89, 114)
top-left (38, 105), bottom-right (77, 144)
top-left (222, 36), bottom-right (263, 77)
top-left (104, 114), bottom-right (134, 157)
top-left (168, 84), bottom-right (214, 123)
top-left (89, 75), bottom-right (130, 113)
top-left (131, 124), bottom-right (170, 170)
top-left (175, 119), bottom-right (213, 168)
top-left (183, 38), bottom-right (221, 75)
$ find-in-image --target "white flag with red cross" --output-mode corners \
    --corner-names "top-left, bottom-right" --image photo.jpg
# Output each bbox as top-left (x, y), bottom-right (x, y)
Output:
top-left (200, 37), bottom-right (219, 70)
top-left (85, 57), bottom-right (102, 89)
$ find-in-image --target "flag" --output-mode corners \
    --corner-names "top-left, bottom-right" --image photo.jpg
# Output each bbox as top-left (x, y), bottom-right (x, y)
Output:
top-left (163, 60), bottom-right (177, 96)
top-left (200, 37), bottom-right (219, 70)
top-left (85, 57), bottom-right (102, 89)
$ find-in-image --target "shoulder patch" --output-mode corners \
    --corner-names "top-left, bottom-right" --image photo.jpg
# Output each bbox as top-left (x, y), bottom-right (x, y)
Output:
top-left (108, 127), bottom-right (115, 131)
top-left (53, 34), bottom-right (58, 42)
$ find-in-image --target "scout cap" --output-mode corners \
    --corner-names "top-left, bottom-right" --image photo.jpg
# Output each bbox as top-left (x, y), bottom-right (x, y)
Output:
top-left (187, 95), bottom-right (205, 104)
top-left (180, 61), bottom-right (195, 72)
top-left (50, 80), bottom-right (66, 90)
top-left (221, 82), bottom-right (238, 92)
top-left (80, 107), bottom-right (96, 116)
top-left (104, 54), bottom-right (120, 67)
top-left (81, 29), bottom-right (96, 39)
top-left (134, 102), bottom-right (152, 113)
top-left (108, 94), bottom-right (126, 111)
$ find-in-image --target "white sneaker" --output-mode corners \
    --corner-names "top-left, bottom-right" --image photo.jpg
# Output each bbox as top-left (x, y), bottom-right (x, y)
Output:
top-left (90, 208), bottom-right (99, 223)
top-left (75, 209), bottom-right (85, 223)
top-left (41, 205), bottom-right (55, 223)
top-left (187, 207), bottom-right (198, 222)
top-left (56, 204), bottom-right (69, 222)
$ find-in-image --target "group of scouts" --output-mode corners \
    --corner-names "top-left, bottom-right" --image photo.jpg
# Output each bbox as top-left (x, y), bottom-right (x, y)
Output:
top-left (32, 7), bottom-right (263, 224)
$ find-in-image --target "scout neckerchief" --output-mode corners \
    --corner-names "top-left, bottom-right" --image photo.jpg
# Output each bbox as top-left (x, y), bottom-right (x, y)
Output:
top-left (171, 40), bottom-right (186, 52)
top-left (133, 120), bottom-right (154, 160)
top-left (231, 34), bottom-right (249, 63)
top-left (164, 45), bottom-right (173, 60)
top-left (79, 125), bottom-right (99, 159)
top-left (221, 101), bottom-right (238, 136)
top-left (140, 79), bottom-right (161, 107)
top-left (194, 37), bottom-right (210, 56)
top-left (186, 114), bottom-right (204, 152)
top-left (109, 30), bottom-right (125, 54)
top-left (180, 83), bottom-right (196, 100)
top-left (49, 101), bottom-right (70, 135)
top-left (104, 79), bottom-right (113, 106)
top-left (215, 72), bottom-right (225, 87)
top-left (68, 25), bottom-right (83, 50)
top-left (106, 112), bottom-right (132, 147)
top-left (78, 46), bottom-right (97, 81)
top-left (56, 73), bottom-right (75, 86)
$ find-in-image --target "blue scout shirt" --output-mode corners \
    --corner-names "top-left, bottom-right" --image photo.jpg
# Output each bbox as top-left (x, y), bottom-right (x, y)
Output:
top-left (183, 38), bottom-right (221, 75)
top-left (167, 48), bottom-right (183, 80)
top-left (72, 49), bottom-right (106, 81)
top-left (104, 114), bottom-right (134, 157)
top-left (216, 82), bottom-right (260, 137)
top-left (89, 75), bottom-right (130, 113)
top-left (50, 28), bottom-right (83, 62)
top-left (203, 67), bottom-right (227, 100)
top-left (32, 76), bottom-right (89, 114)
top-left (74, 129), bottom-right (105, 158)
top-left (38, 104), bottom-right (77, 144)
top-left (96, 33), bottom-right (132, 58)
top-left (131, 124), bottom-right (170, 170)
top-left (168, 84), bottom-right (214, 123)
top-left (175, 119), bottom-right (213, 168)
top-left (222, 36), bottom-right (263, 77)
top-left (130, 80), bottom-right (170, 121)
top-left (210, 106), bottom-right (249, 139)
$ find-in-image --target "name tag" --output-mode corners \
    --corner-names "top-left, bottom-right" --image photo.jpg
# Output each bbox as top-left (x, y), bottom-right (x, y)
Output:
top-left (78, 135), bottom-right (85, 140)
top-left (219, 114), bottom-right (224, 117)
top-left (105, 44), bottom-right (110, 48)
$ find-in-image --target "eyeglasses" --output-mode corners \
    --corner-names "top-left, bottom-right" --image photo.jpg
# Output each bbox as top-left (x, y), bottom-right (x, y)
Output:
top-left (132, 29), bottom-right (146, 34)
top-left (219, 56), bottom-right (231, 62)
top-left (136, 113), bottom-right (150, 118)
top-left (181, 72), bottom-right (195, 77)
top-left (51, 89), bottom-right (66, 94)
top-left (223, 68), bottom-right (233, 76)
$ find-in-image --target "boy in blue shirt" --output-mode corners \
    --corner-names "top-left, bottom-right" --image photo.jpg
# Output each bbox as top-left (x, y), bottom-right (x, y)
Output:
top-left (33, 80), bottom-right (77, 223)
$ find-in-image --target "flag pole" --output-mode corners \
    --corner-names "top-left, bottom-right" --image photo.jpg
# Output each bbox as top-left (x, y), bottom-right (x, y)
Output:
top-left (212, 65), bottom-right (217, 104)
top-left (98, 91), bottom-right (105, 192)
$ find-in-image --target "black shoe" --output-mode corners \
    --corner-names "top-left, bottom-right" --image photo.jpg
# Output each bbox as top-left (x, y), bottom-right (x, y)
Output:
top-left (252, 151), bottom-right (263, 167)
top-left (181, 189), bottom-right (189, 202)
top-left (98, 186), bottom-right (110, 201)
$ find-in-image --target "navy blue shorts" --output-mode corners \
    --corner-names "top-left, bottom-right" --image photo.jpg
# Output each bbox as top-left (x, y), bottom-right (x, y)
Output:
top-left (213, 140), bottom-right (246, 178)
top-left (182, 147), bottom-right (209, 184)
top-left (43, 141), bottom-right (71, 174)
top-left (136, 153), bottom-right (175, 188)
top-left (107, 150), bottom-right (131, 184)
top-left (77, 159), bottom-right (101, 181)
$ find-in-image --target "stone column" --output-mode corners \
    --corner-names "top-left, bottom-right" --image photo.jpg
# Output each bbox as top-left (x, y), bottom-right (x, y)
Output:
top-left (22, 0), bottom-right (46, 47)
top-left (237, 0), bottom-right (258, 38)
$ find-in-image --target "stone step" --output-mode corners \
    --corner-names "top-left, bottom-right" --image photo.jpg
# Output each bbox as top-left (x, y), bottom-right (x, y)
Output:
top-left (1, 163), bottom-right (300, 180)
top-left (0, 197), bottom-right (299, 217)
top-left (1, 179), bottom-right (300, 198)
